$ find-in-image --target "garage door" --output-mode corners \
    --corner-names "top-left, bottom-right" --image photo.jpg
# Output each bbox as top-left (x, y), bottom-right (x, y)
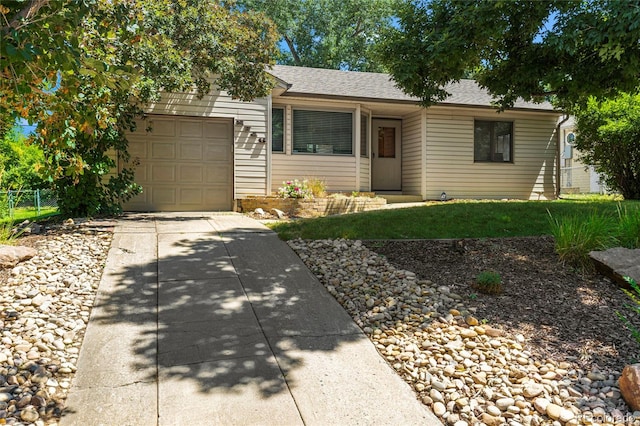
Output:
top-left (124, 115), bottom-right (233, 211)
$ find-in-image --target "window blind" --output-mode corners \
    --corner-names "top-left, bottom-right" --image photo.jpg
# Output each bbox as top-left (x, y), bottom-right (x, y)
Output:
top-left (293, 110), bottom-right (353, 155)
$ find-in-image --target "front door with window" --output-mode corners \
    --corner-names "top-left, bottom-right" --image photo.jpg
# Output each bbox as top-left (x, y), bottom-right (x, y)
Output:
top-left (371, 119), bottom-right (401, 191)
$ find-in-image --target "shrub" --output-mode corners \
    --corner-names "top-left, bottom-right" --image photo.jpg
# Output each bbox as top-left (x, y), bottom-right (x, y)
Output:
top-left (305, 177), bottom-right (327, 197)
top-left (473, 270), bottom-right (503, 294)
top-left (617, 277), bottom-right (640, 345)
top-left (548, 210), bottom-right (618, 270)
top-left (278, 179), bottom-right (313, 199)
top-left (574, 92), bottom-right (640, 200)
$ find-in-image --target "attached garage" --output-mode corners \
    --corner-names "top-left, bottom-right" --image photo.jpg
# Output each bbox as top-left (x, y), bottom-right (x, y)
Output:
top-left (124, 115), bottom-right (234, 211)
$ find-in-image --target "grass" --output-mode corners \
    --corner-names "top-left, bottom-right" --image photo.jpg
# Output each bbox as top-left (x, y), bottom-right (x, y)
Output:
top-left (548, 211), bottom-right (619, 269)
top-left (269, 198), bottom-right (640, 241)
top-left (617, 204), bottom-right (640, 248)
top-left (0, 207), bottom-right (59, 224)
top-left (473, 270), bottom-right (503, 295)
top-left (0, 221), bottom-right (21, 245)
top-left (0, 207), bottom-right (59, 244)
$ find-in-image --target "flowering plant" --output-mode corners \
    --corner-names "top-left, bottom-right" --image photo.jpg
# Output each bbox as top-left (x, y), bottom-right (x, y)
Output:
top-left (278, 179), bottom-right (313, 199)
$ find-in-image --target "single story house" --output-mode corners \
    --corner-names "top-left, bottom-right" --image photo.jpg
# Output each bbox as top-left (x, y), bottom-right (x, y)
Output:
top-left (123, 65), bottom-right (562, 211)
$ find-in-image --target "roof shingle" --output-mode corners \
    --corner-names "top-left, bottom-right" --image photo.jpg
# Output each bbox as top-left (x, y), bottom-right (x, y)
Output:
top-left (269, 65), bottom-right (555, 111)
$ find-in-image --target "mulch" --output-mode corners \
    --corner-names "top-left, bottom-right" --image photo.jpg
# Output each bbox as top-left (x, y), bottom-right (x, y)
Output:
top-left (367, 236), bottom-right (640, 373)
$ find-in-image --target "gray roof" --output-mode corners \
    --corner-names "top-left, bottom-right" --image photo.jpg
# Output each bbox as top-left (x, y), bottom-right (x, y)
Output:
top-left (269, 65), bottom-right (556, 112)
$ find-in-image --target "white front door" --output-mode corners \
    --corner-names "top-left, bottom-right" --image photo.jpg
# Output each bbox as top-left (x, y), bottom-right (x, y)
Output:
top-left (371, 119), bottom-right (402, 191)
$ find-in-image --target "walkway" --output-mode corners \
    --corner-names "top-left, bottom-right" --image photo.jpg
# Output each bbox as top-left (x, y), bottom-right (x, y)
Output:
top-left (61, 213), bottom-right (440, 425)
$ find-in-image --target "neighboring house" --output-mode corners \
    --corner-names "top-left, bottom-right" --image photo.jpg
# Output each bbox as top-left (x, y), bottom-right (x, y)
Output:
top-left (559, 116), bottom-right (605, 194)
top-left (123, 65), bottom-right (562, 211)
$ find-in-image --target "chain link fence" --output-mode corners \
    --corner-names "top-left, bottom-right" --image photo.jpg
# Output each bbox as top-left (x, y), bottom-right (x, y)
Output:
top-left (0, 189), bottom-right (58, 219)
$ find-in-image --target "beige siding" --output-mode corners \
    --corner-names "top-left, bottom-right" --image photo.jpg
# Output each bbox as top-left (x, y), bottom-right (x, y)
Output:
top-left (145, 89), bottom-right (268, 199)
top-left (359, 158), bottom-right (370, 191)
top-left (424, 108), bottom-right (558, 200)
top-left (402, 110), bottom-right (424, 196)
top-left (271, 155), bottom-right (357, 194)
top-left (271, 98), bottom-right (360, 194)
top-left (559, 124), bottom-right (602, 193)
top-left (562, 153), bottom-right (595, 193)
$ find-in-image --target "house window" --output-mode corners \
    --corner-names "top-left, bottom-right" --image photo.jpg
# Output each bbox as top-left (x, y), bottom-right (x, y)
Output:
top-left (272, 107), bottom-right (284, 152)
top-left (292, 109), bottom-right (353, 155)
top-left (474, 120), bottom-right (513, 162)
top-left (360, 113), bottom-right (368, 157)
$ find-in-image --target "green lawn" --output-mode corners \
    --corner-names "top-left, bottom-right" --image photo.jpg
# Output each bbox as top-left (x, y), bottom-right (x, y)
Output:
top-left (269, 197), bottom-right (640, 240)
top-left (0, 207), bottom-right (59, 224)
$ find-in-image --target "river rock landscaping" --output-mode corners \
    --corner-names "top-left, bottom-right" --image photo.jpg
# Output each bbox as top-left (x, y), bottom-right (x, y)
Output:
top-left (0, 221), bottom-right (112, 425)
top-left (289, 238), bottom-right (640, 426)
top-left (2, 220), bottom-right (640, 425)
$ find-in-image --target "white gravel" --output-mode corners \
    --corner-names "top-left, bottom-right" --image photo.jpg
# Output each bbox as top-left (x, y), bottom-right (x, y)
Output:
top-left (289, 238), bottom-right (640, 426)
top-left (0, 221), bottom-right (112, 425)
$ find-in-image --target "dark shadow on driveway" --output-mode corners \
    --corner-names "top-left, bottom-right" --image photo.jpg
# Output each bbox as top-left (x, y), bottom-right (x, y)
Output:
top-left (90, 215), bottom-right (362, 397)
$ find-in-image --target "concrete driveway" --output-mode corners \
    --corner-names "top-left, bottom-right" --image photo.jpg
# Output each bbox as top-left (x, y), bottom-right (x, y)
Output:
top-left (61, 213), bottom-right (441, 425)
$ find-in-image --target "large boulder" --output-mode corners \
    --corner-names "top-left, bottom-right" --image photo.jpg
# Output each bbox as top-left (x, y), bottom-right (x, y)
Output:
top-left (619, 364), bottom-right (640, 411)
top-left (590, 247), bottom-right (640, 290)
top-left (0, 245), bottom-right (37, 269)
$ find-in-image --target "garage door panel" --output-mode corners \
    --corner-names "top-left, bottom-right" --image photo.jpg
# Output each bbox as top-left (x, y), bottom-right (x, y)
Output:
top-left (128, 139), bottom-right (148, 159)
top-left (204, 122), bottom-right (231, 138)
top-left (204, 188), bottom-right (233, 206)
top-left (179, 120), bottom-right (203, 138)
top-left (204, 145), bottom-right (231, 162)
top-left (133, 165), bottom-right (149, 182)
top-left (149, 119), bottom-right (176, 137)
top-left (152, 143), bottom-right (176, 160)
top-left (124, 116), bottom-right (233, 211)
top-left (207, 166), bottom-right (231, 184)
top-left (179, 166), bottom-right (203, 183)
top-left (151, 164), bottom-right (176, 182)
top-left (180, 143), bottom-right (203, 160)
top-left (179, 188), bottom-right (204, 205)
top-left (152, 187), bottom-right (177, 205)
top-left (126, 190), bottom-right (151, 207)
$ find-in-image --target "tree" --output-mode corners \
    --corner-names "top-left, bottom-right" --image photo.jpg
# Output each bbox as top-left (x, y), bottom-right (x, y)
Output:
top-left (574, 92), bottom-right (640, 200)
top-left (377, 1), bottom-right (640, 110)
top-left (0, 126), bottom-right (46, 190)
top-left (1, 0), bottom-right (278, 215)
top-left (238, 0), bottom-right (398, 71)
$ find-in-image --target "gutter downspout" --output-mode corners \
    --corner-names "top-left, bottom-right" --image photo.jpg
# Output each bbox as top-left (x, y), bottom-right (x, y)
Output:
top-left (556, 114), bottom-right (570, 199)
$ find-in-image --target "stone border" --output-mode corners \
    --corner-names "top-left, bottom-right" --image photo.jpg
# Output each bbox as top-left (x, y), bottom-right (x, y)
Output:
top-left (237, 196), bottom-right (387, 218)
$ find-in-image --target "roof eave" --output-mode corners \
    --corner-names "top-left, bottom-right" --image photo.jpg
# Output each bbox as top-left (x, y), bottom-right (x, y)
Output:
top-left (273, 91), bottom-right (559, 113)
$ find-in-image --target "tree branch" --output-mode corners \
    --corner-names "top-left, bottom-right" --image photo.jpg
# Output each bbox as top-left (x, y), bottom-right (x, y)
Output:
top-left (7, 0), bottom-right (50, 29)
top-left (352, 18), bottom-right (363, 37)
top-left (283, 34), bottom-right (301, 65)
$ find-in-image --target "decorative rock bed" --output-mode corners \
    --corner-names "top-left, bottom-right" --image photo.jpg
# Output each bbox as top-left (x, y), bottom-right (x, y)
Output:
top-left (289, 239), bottom-right (640, 426)
top-left (0, 223), bottom-right (112, 425)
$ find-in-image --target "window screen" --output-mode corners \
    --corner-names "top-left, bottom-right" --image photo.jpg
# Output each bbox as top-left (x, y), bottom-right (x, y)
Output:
top-left (360, 114), bottom-right (368, 157)
top-left (292, 110), bottom-right (353, 155)
top-left (272, 108), bottom-right (284, 152)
